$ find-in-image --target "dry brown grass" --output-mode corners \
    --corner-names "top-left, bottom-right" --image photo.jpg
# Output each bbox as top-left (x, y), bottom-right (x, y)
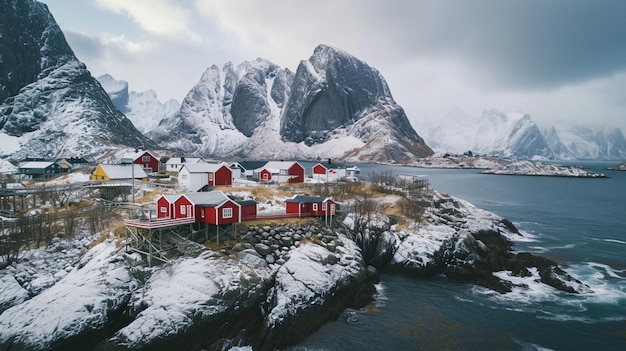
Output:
top-left (88, 231), bottom-right (110, 249)
top-left (134, 189), bottom-right (165, 203)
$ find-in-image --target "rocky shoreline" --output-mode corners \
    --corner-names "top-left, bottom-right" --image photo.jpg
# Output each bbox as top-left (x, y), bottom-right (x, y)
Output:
top-left (0, 191), bottom-right (590, 351)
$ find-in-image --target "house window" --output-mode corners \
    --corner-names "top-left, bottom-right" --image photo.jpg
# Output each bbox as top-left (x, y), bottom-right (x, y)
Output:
top-left (313, 203), bottom-right (318, 211)
top-left (208, 173), bottom-right (213, 180)
top-left (142, 155), bottom-right (151, 162)
top-left (181, 174), bottom-right (187, 180)
top-left (322, 202), bottom-right (327, 211)
top-left (180, 205), bottom-right (186, 215)
top-left (280, 169), bottom-right (288, 175)
top-left (223, 208), bottom-right (232, 218)
top-left (160, 206), bottom-right (167, 213)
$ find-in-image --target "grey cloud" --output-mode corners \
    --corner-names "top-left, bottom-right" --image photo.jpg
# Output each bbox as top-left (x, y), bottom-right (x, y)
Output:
top-left (352, 0), bottom-right (626, 90)
top-left (63, 30), bottom-right (105, 62)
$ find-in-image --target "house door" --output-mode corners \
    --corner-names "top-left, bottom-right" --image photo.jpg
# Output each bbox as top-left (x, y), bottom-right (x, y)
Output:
top-left (187, 205), bottom-right (192, 218)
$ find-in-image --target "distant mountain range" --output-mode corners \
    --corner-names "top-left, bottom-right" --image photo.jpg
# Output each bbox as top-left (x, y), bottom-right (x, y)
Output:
top-left (97, 74), bottom-right (179, 134)
top-left (415, 108), bottom-right (626, 160)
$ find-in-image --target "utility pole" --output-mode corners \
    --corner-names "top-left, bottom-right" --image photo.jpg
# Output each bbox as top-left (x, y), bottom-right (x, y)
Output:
top-left (132, 163), bottom-right (135, 203)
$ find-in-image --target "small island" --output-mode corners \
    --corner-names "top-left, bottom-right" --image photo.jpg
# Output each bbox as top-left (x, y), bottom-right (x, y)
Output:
top-left (412, 154), bottom-right (606, 178)
top-left (608, 161), bottom-right (626, 171)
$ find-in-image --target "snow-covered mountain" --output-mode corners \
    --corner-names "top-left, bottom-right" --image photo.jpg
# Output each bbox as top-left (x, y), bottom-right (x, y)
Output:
top-left (549, 125), bottom-right (626, 160)
top-left (0, 0), bottom-right (158, 160)
top-left (417, 108), bottom-right (626, 160)
top-left (150, 45), bottom-right (433, 162)
top-left (97, 74), bottom-right (179, 133)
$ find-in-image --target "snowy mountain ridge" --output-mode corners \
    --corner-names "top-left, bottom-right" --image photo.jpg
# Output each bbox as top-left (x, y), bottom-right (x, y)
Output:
top-left (416, 108), bottom-right (626, 160)
top-left (0, 0), bottom-right (158, 160)
top-left (149, 45), bottom-right (433, 162)
top-left (97, 74), bottom-right (179, 133)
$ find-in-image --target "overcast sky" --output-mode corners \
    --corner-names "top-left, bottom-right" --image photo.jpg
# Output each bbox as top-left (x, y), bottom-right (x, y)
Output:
top-left (40, 0), bottom-right (626, 132)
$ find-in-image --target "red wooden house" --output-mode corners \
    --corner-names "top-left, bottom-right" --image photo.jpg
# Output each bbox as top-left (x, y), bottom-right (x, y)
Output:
top-left (255, 161), bottom-right (305, 183)
top-left (121, 150), bottom-right (160, 173)
top-left (285, 195), bottom-right (336, 217)
top-left (238, 199), bottom-right (258, 221)
top-left (207, 164), bottom-right (232, 186)
top-left (156, 191), bottom-right (257, 225)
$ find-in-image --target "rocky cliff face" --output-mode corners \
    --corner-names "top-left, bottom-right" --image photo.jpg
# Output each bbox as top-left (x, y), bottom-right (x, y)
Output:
top-left (150, 45), bottom-right (432, 162)
top-left (0, 188), bottom-right (589, 350)
top-left (0, 0), bottom-right (158, 159)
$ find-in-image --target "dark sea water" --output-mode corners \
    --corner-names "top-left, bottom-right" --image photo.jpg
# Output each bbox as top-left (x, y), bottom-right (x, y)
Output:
top-left (290, 162), bottom-right (626, 351)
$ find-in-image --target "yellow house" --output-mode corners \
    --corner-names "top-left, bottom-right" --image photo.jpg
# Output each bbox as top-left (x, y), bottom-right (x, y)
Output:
top-left (91, 164), bottom-right (148, 182)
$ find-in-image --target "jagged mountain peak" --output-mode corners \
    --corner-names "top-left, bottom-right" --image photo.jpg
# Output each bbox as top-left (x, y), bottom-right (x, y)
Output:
top-left (151, 45), bottom-right (432, 162)
top-left (0, 0), bottom-right (159, 159)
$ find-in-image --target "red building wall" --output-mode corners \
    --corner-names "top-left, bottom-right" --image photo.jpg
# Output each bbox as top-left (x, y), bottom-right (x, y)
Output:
top-left (240, 203), bottom-right (257, 221)
top-left (313, 164), bottom-right (327, 175)
top-left (285, 202), bottom-right (300, 215)
top-left (288, 163), bottom-right (305, 183)
top-left (134, 151), bottom-right (159, 173)
top-left (173, 196), bottom-right (194, 219)
top-left (210, 166), bottom-right (232, 186)
top-left (260, 169), bottom-right (272, 182)
top-left (157, 196), bottom-right (172, 218)
top-left (218, 201), bottom-right (240, 224)
top-left (196, 200), bottom-right (240, 225)
top-left (196, 207), bottom-right (217, 224)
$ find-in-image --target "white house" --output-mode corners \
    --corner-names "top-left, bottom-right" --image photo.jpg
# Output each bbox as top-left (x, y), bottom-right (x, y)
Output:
top-left (165, 157), bottom-right (206, 172)
top-left (345, 165), bottom-right (361, 179)
top-left (178, 162), bottom-right (232, 191)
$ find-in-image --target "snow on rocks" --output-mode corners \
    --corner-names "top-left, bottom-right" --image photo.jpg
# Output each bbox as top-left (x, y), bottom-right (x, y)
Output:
top-left (105, 250), bottom-right (271, 349)
top-left (0, 243), bottom-right (136, 351)
top-left (258, 236), bottom-right (370, 349)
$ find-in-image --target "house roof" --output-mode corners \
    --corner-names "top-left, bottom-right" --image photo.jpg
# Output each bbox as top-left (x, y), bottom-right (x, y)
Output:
top-left (314, 162), bottom-right (347, 170)
top-left (285, 195), bottom-right (332, 204)
top-left (235, 199), bottom-right (258, 206)
top-left (259, 161), bottom-right (302, 172)
top-left (166, 157), bottom-right (204, 165)
top-left (19, 161), bottom-right (55, 169)
top-left (180, 162), bottom-right (229, 174)
top-left (120, 150), bottom-right (158, 162)
top-left (183, 191), bottom-right (235, 207)
top-left (232, 161), bottom-right (268, 171)
top-left (98, 164), bottom-right (147, 179)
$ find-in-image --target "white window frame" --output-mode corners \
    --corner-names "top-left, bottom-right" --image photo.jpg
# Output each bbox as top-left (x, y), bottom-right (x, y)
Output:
top-left (142, 155), bottom-right (151, 162)
top-left (208, 173), bottom-right (213, 181)
top-left (160, 206), bottom-right (167, 213)
top-left (223, 207), bottom-right (232, 218)
top-left (312, 203), bottom-right (318, 211)
top-left (322, 202), bottom-right (327, 211)
top-left (180, 205), bottom-right (186, 215)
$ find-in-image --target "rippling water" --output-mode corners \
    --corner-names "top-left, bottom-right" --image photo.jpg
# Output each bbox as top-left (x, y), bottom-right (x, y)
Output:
top-left (290, 162), bottom-right (626, 350)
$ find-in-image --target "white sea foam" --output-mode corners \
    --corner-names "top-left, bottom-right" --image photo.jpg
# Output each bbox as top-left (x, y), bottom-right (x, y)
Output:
top-left (479, 261), bottom-right (626, 324)
top-left (602, 238), bottom-right (626, 245)
top-left (513, 339), bottom-right (555, 351)
top-left (528, 243), bottom-right (576, 253)
top-left (373, 282), bottom-right (388, 307)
